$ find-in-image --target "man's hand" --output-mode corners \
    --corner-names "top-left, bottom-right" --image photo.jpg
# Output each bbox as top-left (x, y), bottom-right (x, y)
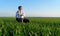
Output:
top-left (18, 14), bottom-right (23, 16)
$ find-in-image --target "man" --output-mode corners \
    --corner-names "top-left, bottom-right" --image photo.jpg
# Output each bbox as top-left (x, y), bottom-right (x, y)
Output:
top-left (16, 6), bottom-right (29, 23)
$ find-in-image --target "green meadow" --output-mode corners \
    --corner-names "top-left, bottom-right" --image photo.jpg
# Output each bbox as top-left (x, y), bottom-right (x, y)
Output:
top-left (0, 17), bottom-right (60, 36)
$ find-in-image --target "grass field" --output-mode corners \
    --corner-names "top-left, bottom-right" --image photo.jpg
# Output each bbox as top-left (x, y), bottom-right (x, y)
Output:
top-left (0, 17), bottom-right (60, 36)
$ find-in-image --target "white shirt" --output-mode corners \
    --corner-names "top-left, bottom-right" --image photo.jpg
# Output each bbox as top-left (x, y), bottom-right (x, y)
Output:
top-left (16, 11), bottom-right (25, 18)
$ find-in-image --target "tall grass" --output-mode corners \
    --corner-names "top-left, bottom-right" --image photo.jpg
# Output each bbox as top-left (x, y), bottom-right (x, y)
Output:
top-left (0, 17), bottom-right (60, 36)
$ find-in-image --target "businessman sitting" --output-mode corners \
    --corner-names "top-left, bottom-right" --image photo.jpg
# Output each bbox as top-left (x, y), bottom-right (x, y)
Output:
top-left (16, 6), bottom-right (29, 23)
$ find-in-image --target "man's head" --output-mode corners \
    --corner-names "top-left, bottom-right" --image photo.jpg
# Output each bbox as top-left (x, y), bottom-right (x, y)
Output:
top-left (18, 6), bottom-right (22, 11)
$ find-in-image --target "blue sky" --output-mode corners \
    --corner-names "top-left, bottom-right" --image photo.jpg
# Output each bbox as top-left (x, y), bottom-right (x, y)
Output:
top-left (0, 0), bottom-right (60, 17)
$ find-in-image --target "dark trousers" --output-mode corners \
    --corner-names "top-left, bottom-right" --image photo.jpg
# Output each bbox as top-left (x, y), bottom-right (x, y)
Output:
top-left (16, 18), bottom-right (29, 23)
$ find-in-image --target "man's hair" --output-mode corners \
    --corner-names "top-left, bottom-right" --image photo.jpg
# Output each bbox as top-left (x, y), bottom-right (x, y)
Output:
top-left (18, 6), bottom-right (22, 9)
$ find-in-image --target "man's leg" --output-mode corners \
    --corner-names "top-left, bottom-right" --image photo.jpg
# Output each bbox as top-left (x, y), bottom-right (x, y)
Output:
top-left (22, 18), bottom-right (23, 23)
top-left (16, 18), bottom-right (20, 22)
top-left (23, 18), bottom-right (29, 23)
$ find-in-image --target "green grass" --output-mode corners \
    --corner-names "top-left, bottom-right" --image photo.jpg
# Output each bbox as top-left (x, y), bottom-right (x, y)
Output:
top-left (0, 17), bottom-right (60, 36)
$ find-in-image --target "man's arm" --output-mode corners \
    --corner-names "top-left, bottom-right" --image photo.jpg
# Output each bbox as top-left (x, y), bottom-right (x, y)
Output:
top-left (19, 14), bottom-right (23, 16)
top-left (17, 11), bottom-right (22, 16)
top-left (18, 12), bottom-right (23, 16)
